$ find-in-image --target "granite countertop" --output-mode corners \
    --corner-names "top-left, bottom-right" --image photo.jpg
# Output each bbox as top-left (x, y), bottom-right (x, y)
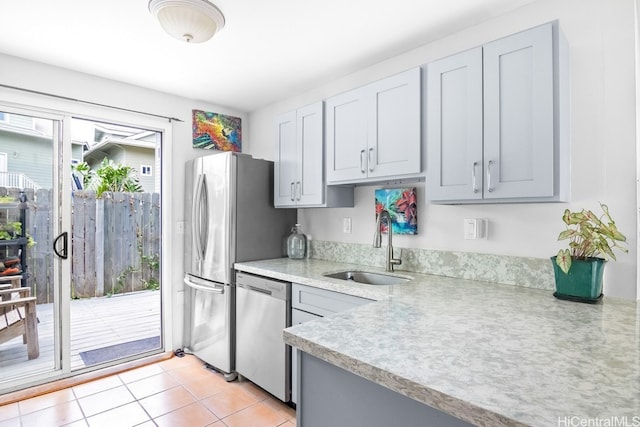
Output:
top-left (234, 258), bottom-right (640, 427)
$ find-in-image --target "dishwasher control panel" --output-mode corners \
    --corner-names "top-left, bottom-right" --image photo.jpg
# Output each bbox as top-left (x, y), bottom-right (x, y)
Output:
top-left (236, 272), bottom-right (289, 300)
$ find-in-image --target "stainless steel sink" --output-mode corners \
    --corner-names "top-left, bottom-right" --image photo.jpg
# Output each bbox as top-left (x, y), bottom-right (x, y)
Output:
top-left (323, 270), bottom-right (411, 286)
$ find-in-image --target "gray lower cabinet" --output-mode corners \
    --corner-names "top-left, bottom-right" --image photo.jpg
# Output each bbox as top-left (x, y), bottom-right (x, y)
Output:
top-left (290, 283), bottom-right (372, 404)
top-left (298, 352), bottom-right (473, 427)
top-left (290, 308), bottom-right (320, 404)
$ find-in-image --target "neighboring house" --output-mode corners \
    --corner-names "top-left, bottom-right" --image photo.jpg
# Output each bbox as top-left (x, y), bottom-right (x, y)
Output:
top-left (0, 111), bottom-right (83, 190)
top-left (0, 113), bottom-right (158, 193)
top-left (80, 122), bottom-right (159, 193)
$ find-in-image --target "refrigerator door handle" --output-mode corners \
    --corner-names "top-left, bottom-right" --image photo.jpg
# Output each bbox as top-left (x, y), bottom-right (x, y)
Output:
top-left (192, 173), bottom-right (208, 261)
top-left (184, 276), bottom-right (225, 294)
top-left (192, 173), bottom-right (203, 259)
top-left (200, 175), bottom-right (209, 255)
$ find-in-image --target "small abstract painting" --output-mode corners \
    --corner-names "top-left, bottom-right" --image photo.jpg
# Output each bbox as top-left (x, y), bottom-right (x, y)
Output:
top-left (192, 110), bottom-right (242, 152)
top-left (374, 188), bottom-right (417, 235)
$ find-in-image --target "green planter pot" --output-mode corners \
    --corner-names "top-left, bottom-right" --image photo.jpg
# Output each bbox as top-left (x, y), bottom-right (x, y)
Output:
top-left (550, 256), bottom-right (606, 301)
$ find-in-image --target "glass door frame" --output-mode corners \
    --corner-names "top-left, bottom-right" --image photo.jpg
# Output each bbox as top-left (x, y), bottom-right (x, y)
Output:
top-left (0, 90), bottom-right (173, 393)
top-left (0, 101), bottom-right (70, 390)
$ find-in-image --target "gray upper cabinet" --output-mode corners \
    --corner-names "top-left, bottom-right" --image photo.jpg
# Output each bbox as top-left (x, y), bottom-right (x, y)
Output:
top-left (426, 48), bottom-right (483, 201)
top-left (324, 89), bottom-right (367, 183)
top-left (326, 67), bottom-right (421, 184)
top-left (274, 102), bottom-right (353, 208)
top-left (426, 22), bottom-right (569, 204)
top-left (274, 109), bottom-right (298, 206)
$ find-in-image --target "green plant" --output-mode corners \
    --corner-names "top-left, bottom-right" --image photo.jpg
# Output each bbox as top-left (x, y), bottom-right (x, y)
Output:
top-left (555, 202), bottom-right (628, 274)
top-left (72, 161), bottom-right (94, 188)
top-left (142, 277), bottom-right (160, 291)
top-left (113, 264), bottom-right (137, 296)
top-left (0, 222), bottom-right (35, 247)
top-left (0, 221), bottom-right (21, 238)
top-left (94, 158), bottom-right (143, 197)
top-left (109, 226), bottom-right (160, 296)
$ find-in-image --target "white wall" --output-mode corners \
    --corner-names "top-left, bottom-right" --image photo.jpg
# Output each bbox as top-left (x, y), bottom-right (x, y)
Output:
top-left (249, 0), bottom-right (639, 300)
top-left (0, 53), bottom-right (250, 347)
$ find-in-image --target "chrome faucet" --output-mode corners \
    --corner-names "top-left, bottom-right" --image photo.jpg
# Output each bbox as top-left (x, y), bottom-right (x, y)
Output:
top-left (373, 209), bottom-right (402, 272)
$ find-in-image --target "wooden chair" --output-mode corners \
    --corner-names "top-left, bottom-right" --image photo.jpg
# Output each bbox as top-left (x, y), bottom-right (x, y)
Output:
top-left (0, 286), bottom-right (39, 360)
top-left (0, 275), bottom-right (22, 289)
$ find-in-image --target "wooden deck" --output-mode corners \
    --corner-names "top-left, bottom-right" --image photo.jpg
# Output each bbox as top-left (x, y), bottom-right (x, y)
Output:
top-left (0, 290), bottom-right (161, 383)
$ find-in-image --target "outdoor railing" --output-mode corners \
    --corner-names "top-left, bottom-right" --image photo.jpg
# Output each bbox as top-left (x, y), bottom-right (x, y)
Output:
top-left (0, 172), bottom-right (40, 190)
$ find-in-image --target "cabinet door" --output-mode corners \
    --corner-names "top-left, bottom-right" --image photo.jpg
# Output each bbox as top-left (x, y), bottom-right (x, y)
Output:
top-left (426, 49), bottom-right (483, 202)
top-left (367, 67), bottom-right (421, 179)
top-left (325, 88), bottom-right (368, 183)
top-left (483, 23), bottom-right (554, 199)
top-left (297, 102), bottom-right (324, 205)
top-left (291, 308), bottom-right (321, 404)
top-left (274, 110), bottom-right (298, 206)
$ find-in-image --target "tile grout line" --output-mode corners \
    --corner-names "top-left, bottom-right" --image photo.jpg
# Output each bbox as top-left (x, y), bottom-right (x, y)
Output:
top-left (70, 387), bottom-right (88, 426)
top-left (12, 354), bottom-right (296, 427)
top-left (119, 375), bottom-right (157, 427)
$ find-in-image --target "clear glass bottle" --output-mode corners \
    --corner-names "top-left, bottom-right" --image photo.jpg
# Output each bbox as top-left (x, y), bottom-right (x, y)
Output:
top-left (287, 224), bottom-right (307, 259)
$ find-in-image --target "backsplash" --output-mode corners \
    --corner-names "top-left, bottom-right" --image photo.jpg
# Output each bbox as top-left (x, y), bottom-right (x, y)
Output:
top-left (309, 240), bottom-right (555, 291)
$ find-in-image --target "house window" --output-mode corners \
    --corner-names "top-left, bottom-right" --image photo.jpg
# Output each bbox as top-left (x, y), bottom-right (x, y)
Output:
top-left (141, 165), bottom-right (152, 176)
top-left (0, 112), bottom-right (5, 122)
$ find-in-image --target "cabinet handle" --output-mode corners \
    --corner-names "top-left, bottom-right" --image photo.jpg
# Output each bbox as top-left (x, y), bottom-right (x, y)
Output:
top-left (486, 160), bottom-right (494, 193)
top-left (368, 148), bottom-right (374, 172)
top-left (296, 181), bottom-right (301, 201)
top-left (290, 182), bottom-right (295, 202)
top-left (360, 149), bottom-right (366, 174)
top-left (472, 162), bottom-right (479, 194)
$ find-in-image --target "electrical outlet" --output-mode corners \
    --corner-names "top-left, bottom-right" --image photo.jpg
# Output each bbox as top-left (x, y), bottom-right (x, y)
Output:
top-left (177, 221), bottom-right (185, 235)
top-left (343, 217), bottom-right (352, 234)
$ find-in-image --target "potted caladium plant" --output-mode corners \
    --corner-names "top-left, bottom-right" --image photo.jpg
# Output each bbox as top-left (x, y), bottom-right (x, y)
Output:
top-left (552, 202), bottom-right (627, 302)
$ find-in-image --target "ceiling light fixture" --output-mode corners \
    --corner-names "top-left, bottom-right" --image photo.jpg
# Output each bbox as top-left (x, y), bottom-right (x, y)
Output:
top-left (148, 0), bottom-right (225, 43)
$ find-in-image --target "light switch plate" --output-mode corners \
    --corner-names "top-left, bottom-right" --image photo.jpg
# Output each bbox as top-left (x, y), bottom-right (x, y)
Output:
top-left (464, 218), bottom-right (487, 240)
top-left (343, 217), bottom-right (352, 234)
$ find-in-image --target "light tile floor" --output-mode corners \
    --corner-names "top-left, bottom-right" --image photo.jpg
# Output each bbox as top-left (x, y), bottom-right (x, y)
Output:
top-left (0, 354), bottom-right (296, 427)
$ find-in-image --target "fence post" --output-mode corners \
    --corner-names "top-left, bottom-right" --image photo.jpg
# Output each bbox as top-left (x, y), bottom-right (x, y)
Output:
top-left (103, 192), bottom-right (115, 295)
top-left (71, 191), bottom-right (86, 297)
top-left (32, 189), bottom-right (53, 304)
top-left (151, 192), bottom-right (160, 287)
top-left (95, 196), bottom-right (104, 297)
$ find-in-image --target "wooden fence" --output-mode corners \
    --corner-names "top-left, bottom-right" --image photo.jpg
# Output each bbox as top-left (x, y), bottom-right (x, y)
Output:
top-left (0, 187), bottom-right (160, 304)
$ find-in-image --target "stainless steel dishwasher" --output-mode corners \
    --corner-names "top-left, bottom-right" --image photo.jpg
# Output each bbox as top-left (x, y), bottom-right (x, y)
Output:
top-left (236, 272), bottom-right (291, 402)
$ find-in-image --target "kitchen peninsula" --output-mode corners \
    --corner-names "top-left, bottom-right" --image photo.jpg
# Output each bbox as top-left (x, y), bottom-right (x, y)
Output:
top-left (235, 258), bottom-right (640, 427)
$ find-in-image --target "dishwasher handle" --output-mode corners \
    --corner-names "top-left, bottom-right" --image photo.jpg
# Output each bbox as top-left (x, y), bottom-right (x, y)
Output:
top-left (236, 272), bottom-right (289, 301)
top-left (239, 283), bottom-right (273, 296)
top-left (184, 276), bottom-right (224, 294)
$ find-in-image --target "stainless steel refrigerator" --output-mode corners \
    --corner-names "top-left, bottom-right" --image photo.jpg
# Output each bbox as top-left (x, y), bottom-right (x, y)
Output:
top-left (183, 152), bottom-right (296, 380)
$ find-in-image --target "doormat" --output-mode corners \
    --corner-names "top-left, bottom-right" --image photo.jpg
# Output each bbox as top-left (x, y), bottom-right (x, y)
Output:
top-left (79, 336), bottom-right (160, 366)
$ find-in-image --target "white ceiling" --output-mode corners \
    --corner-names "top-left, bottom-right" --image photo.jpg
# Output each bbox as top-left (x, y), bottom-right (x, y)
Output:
top-left (0, 0), bottom-right (537, 112)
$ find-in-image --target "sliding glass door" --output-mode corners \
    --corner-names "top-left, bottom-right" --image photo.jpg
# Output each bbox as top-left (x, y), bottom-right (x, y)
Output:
top-left (0, 105), bottom-right (68, 391)
top-left (0, 104), bottom-right (165, 393)
top-left (68, 118), bottom-right (162, 372)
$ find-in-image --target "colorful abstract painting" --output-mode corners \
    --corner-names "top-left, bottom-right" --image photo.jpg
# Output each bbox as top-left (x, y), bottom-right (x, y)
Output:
top-left (374, 188), bottom-right (417, 235)
top-left (192, 110), bottom-right (242, 152)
